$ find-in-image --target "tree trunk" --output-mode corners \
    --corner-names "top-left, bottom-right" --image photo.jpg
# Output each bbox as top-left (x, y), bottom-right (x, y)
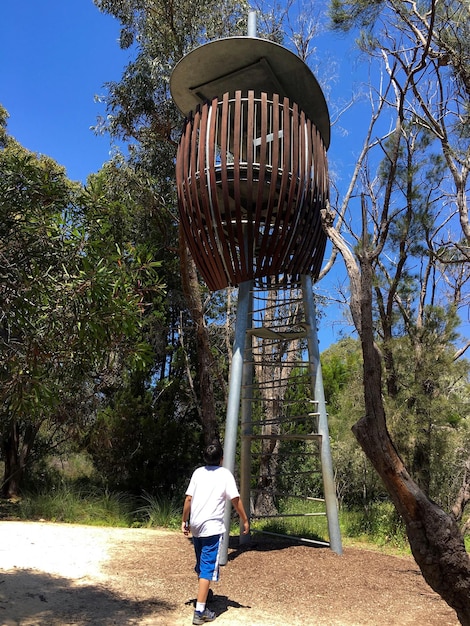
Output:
top-left (252, 288), bottom-right (282, 517)
top-left (254, 437), bottom-right (280, 517)
top-left (2, 421), bottom-right (23, 498)
top-left (179, 227), bottom-right (219, 445)
top-left (1, 418), bottom-right (37, 498)
top-left (353, 257), bottom-right (470, 625)
top-left (252, 286), bottom-right (302, 517)
top-left (452, 460), bottom-right (470, 527)
top-left (353, 411), bottom-right (470, 624)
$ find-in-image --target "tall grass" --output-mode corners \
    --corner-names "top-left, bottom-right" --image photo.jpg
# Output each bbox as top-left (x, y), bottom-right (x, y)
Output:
top-left (16, 484), bottom-right (184, 529)
top-left (18, 484), bottom-right (135, 527)
top-left (134, 491), bottom-right (181, 529)
top-left (342, 501), bottom-right (408, 550)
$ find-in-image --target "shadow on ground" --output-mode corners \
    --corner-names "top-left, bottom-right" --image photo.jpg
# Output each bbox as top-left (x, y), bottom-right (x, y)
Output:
top-left (185, 592), bottom-right (252, 620)
top-left (226, 533), bottom-right (324, 562)
top-left (0, 568), bottom-right (173, 626)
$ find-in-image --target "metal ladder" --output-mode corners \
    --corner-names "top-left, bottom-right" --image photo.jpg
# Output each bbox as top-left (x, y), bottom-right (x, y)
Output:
top-left (220, 275), bottom-right (342, 563)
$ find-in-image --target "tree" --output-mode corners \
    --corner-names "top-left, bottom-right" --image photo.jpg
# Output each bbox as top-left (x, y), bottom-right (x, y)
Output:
top-left (0, 112), bottom-right (161, 497)
top-left (250, 287), bottom-right (305, 517)
top-left (77, 159), bottom-right (205, 491)
top-left (320, 1), bottom-right (470, 621)
top-left (93, 0), bottom-right (257, 445)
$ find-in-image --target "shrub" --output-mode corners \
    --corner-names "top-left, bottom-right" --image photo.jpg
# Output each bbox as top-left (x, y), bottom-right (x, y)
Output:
top-left (134, 491), bottom-right (181, 529)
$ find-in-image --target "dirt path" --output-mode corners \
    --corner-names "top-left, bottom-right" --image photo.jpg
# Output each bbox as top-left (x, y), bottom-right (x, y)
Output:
top-left (0, 521), bottom-right (460, 625)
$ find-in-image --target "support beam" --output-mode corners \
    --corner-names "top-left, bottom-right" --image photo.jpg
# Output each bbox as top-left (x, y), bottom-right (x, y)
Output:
top-left (301, 274), bottom-right (343, 555)
top-left (239, 295), bottom-right (253, 546)
top-left (220, 280), bottom-right (253, 565)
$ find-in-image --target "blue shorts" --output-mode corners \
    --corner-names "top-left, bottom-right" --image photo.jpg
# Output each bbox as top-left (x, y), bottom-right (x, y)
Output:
top-left (193, 534), bottom-right (222, 582)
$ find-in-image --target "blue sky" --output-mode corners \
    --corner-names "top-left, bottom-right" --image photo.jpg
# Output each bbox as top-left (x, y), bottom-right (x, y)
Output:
top-left (1, 1), bottom-right (363, 182)
top-left (1, 1), bottom-right (360, 346)
top-left (1, 0), bottom-right (367, 196)
top-left (1, 0), bottom-right (128, 183)
top-left (2, 2), bottom-right (468, 350)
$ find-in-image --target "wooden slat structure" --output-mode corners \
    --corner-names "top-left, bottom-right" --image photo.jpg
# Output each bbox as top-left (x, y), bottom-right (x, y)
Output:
top-left (176, 90), bottom-right (329, 291)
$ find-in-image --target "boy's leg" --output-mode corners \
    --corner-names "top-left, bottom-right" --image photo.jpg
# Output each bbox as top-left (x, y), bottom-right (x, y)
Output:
top-left (197, 577), bottom-right (211, 604)
top-left (192, 535), bottom-right (220, 623)
top-left (194, 577), bottom-right (216, 624)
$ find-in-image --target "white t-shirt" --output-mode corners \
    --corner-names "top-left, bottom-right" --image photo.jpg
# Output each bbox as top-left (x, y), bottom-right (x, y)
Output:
top-left (186, 465), bottom-right (240, 537)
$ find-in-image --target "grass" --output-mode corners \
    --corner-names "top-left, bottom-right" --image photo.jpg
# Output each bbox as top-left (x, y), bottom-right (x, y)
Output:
top-left (1, 485), bottom-right (468, 557)
top-left (16, 484), bottom-right (136, 527)
top-left (4, 484), bottom-right (183, 530)
top-left (250, 498), bottom-right (330, 545)
top-left (249, 498), bottom-right (411, 555)
top-left (133, 491), bottom-right (181, 529)
top-left (340, 502), bottom-right (409, 552)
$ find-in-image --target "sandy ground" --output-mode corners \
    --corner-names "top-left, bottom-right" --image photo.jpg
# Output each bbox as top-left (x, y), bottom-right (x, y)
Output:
top-left (0, 520), bottom-right (460, 626)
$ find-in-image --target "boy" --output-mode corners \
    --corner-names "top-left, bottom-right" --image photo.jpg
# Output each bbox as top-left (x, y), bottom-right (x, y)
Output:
top-left (182, 441), bottom-right (249, 625)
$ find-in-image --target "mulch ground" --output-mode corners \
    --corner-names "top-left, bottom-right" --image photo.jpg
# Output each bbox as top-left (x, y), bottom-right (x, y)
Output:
top-left (0, 520), bottom-right (461, 625)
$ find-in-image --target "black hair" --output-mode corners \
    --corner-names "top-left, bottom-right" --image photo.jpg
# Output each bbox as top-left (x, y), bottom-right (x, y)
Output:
top-left (203, 441), bottom-right (223, 465)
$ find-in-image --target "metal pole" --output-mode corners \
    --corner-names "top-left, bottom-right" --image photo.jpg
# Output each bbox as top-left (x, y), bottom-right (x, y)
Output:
top-left (301, 274), bottom-right (343, 555)
top-left (239, 14), bottom-right (257, 535)
top-left (248, 10), bottom-right (257, 37)
top-left (239, 290), bottom-right (254, 545)
top-left (220, 279), bottom-right (253, 565)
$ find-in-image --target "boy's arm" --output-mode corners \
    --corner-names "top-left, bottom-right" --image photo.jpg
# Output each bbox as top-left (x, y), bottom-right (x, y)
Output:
top-left (182, 495), bottom-right (192, 535)
top-left (231, 496), bottom-right (250, 535)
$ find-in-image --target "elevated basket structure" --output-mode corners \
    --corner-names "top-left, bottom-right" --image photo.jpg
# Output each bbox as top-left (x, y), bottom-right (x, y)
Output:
top-left (171, 36), bottom-right (330, 290)
top-left (176, 90), bottom-right (328, 291)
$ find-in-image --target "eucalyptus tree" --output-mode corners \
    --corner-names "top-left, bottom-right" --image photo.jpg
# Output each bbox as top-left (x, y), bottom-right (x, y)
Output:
top-left (319, 1), bottom-right (470, 621)
top-left (93, 0), bottom-right (256, 445)
top-left (0, 111), bottom-right (162, 497)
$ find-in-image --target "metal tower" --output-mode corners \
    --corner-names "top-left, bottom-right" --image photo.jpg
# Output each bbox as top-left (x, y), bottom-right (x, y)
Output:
top-left (170, 13), bottom-right (342, 559)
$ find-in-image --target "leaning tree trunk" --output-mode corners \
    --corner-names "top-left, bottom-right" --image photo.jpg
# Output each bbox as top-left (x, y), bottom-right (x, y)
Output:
top-left (354, 258), bottom-right (470, 624)
top-left (323, 202), bottom-right (470, 623)
top-left (179, 227), bottom-right (219, 445)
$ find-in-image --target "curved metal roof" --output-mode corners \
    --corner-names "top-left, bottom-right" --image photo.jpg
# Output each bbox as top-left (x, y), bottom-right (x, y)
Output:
top-left (170, 37), bottom-right (330, 149)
